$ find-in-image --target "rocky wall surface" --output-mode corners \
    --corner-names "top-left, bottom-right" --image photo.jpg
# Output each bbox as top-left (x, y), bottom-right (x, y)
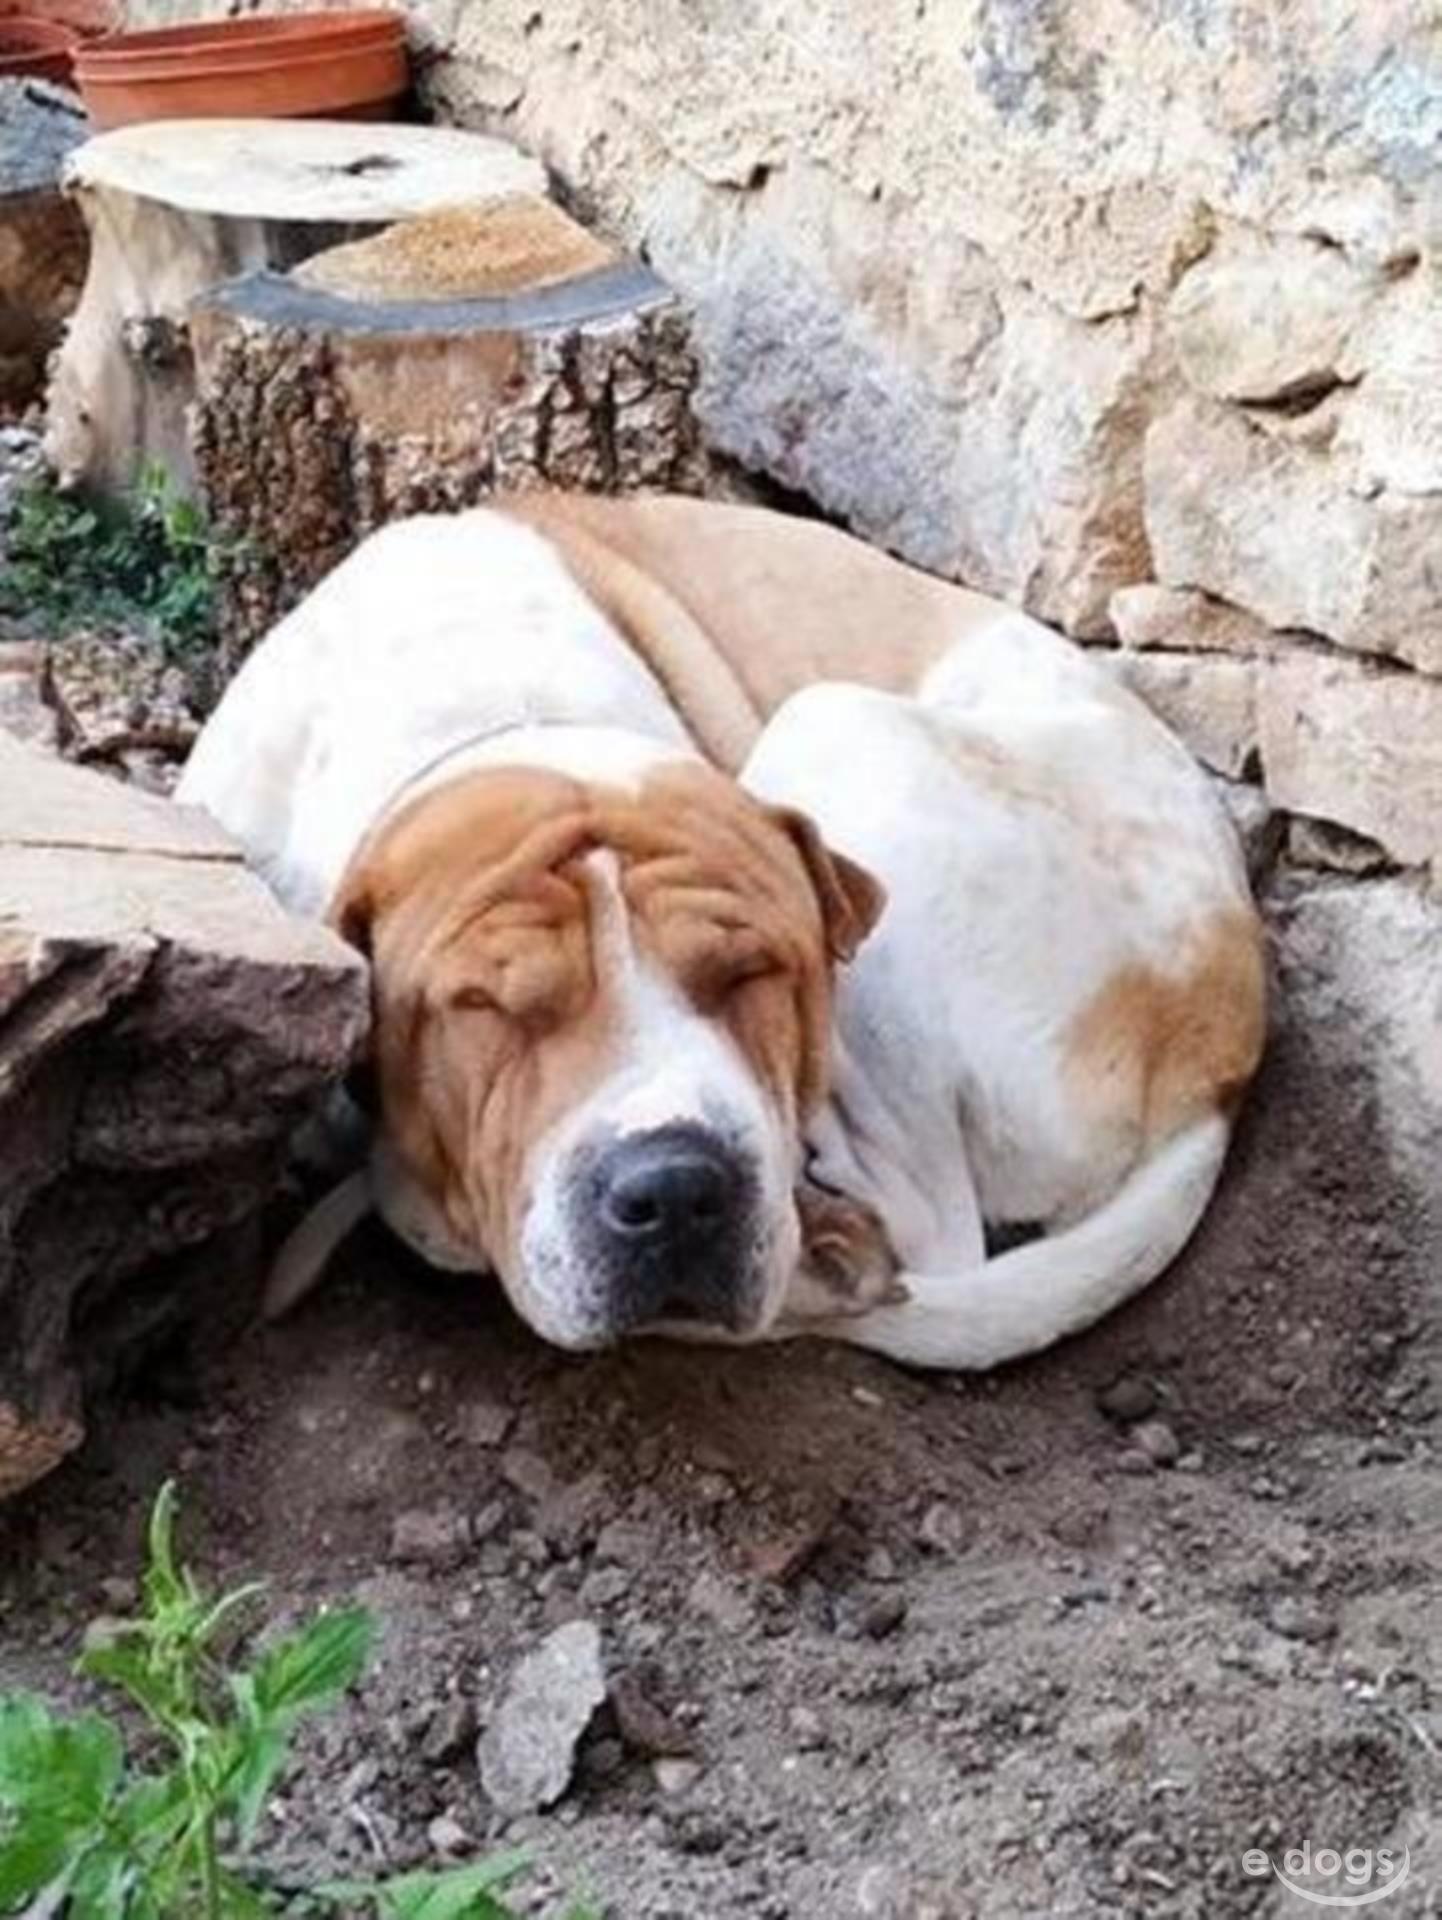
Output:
top-left (114, 1), bottom-right (1442, 882)
top-left (410, 1), bottom-right (1442, 884)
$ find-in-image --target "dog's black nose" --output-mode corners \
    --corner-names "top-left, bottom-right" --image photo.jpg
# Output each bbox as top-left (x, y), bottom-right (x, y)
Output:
top-left (587, 1125), bottom-right (758, 1333)
top-left (601, 1133), bottom-right (732, 1247)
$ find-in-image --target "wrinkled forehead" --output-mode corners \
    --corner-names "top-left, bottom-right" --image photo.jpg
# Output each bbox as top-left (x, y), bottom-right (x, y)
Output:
top-left (351, 759), bottom-right (816, 951)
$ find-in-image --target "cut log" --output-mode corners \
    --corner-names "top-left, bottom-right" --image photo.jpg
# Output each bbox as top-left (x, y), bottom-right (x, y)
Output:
top-left (0, 732), bottom-right (368, 1499)
top-left (45, 117), bottom-right (545, 492)
top-left (188, 195), bottom-right (705, 668)
top-left (0, 79), bottom-right (88, 414)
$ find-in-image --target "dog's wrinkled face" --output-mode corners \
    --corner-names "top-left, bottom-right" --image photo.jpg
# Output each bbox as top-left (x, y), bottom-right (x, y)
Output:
top-left (333, 762), bottom-right (882, 1348)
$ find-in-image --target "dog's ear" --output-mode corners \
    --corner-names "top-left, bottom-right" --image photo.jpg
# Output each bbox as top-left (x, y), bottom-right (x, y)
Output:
top-left (770, 805), bottom-right (886, 963)
top-left (329, 867), bottom-right (375, 960)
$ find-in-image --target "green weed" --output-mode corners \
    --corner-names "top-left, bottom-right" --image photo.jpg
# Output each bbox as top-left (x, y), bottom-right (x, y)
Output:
top-left (0, 463), bottom-right (228, 657)
top-left (0, 1485), bottom-right (598, 1920)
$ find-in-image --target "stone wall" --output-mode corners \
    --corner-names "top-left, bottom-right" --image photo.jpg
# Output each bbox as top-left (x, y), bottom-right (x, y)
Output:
top-left (106, 0), bottom-right (1442, 878)
top-left (401, 0), bottom-right (1435, 889)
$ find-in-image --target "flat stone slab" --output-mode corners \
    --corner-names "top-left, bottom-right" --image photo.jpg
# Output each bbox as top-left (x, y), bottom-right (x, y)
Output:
top-left (0, 734), bottom-right (369, 1498)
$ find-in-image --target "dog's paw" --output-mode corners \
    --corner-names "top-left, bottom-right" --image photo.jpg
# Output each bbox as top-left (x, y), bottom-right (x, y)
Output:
top-left (783, 1183), bottom-right (906, 1324)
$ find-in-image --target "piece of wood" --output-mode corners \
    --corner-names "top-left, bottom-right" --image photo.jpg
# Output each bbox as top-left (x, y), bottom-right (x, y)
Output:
top-left (187, 195), bottom-right (706, 667)
top-left (45, 117), bottom-right (545, 491)
top-left (0, 732), bottom-right (368, 1499)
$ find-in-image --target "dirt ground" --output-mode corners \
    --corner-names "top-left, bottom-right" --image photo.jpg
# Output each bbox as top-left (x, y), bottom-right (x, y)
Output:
top-left (1, 874), bottom-right (1438, 1920)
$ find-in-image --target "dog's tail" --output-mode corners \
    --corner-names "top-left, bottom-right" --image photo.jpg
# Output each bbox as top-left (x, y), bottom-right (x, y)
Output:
top-left (829, 1113), bottom-right (1231, 1370)
top-left (264, 1170), bottom-right (373, 1321)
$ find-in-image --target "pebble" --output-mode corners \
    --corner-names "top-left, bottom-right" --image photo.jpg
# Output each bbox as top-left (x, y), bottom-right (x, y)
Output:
top-left (457, 1397), bottom-right (514, 1449)
top-left (855, 1863), bottom-right (913, 1916)
top-left (688, 1569), bottom-right (753, 1632)
top-left (1096, 1375), bottom-right (1158, 1424)
top-left (389, 1508), bottom-right (472, 1569)
top-left (594, 1519), bottom-right (653, 1567)
top-left (580, 1566), bottom-right (632, 1609)
top-left (477, 1620), bottom-right (608, 1817)
top-left (915, 1501), bottom-right (972, 1556)
top-left (861, 1594), bottom-right (908, 1641)
top-left (1132, 1419), bottom-right (1181, 1467)
top-left (538, 1473), bottom-right (607, 1553)
top-left (500, 1446), bottom-right (557, 1505)
top-left (789, 1705), bottom-right (827, 1750)
top-left (421, 1696), bottom-right (478, 1766)
top-left (1266, 1596), bottom-right (1337, 1644)
top-left (97, 1575), bottom-right (138, 1614)
top-left (1115, 1448), bottom-right (1156, 1476)
top-left (426, 1813), bottom-right (470, 1855)
top-left (652, 1757), bottom-right (703, 1795)
top-left (611, 1671), bottom-right (696, 1758)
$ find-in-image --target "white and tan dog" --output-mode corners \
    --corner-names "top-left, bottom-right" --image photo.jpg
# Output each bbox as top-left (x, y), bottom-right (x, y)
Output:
top-left (178, 494), bottom-right (1264, 1368)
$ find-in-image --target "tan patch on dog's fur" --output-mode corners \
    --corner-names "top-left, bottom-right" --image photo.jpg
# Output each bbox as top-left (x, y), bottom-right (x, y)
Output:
top-left (1065, 908), bottom-right (1266, 1148)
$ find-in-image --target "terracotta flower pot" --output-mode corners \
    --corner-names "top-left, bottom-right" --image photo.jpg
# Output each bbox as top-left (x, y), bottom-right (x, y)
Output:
top-left (0, 14), bottom-right (76, 82)
top-left (73, 10), bottom-right (409, 129)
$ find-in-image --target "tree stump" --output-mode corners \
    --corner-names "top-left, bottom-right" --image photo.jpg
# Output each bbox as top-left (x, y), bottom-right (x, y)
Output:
top-left (0, 79), bottom-right (87, 414)
top-left (45, 117), bottom-right (545, 493)
top-left (188, 195), bottom-right (706, 667)
top-left (0, 732), bottom-right (368, 1499)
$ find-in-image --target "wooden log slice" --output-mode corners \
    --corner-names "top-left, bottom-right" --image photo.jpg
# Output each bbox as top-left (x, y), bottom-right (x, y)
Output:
top-left (187, 196), bottom-right (705, 669)
top-left (45, 117), bottom-right (545, 492)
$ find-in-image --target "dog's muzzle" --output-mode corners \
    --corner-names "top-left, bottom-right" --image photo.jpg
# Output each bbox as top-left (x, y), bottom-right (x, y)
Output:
top-left (570, 1121), bottom-right (766, 1336)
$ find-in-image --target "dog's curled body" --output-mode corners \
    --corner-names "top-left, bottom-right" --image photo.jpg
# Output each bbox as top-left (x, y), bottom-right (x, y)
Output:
top-left (178, 495), bottom-right (1264, 1367)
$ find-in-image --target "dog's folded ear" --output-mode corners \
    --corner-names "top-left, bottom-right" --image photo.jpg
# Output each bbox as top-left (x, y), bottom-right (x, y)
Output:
top-left (770, 805), bottom-right (886, 963)
top-left (328, 867), bottom-right (375, 960)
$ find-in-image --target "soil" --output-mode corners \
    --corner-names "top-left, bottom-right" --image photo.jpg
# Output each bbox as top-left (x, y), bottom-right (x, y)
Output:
top-left (1, 899), bottom-right (1439, 1920)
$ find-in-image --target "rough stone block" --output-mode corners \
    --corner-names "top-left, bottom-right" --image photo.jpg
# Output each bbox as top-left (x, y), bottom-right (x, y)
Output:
top-left (0, 734), bottom-right (368, 1497)
top-left (1144, 395), bottom-right (1442, 675)
top-left (1257, 653), bottom-right (1442, 871)
top-left (1102, 648), bottom-right (1259, 780)
top-left (1108, 584), bottom-right (1283, 658)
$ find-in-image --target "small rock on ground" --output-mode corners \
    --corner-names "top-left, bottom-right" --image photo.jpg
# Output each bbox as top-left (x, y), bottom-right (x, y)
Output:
top-left (477, 1620), bottom-right (607, 1817)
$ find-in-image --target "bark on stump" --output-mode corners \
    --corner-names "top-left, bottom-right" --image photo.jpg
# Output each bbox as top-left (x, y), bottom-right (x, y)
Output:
top-left (188, 196), bottom-right (706, 668)
top-left (0, 733), bottom-right (368, 1499)
top-left (45, 118), bottom-right (545, 493)
top-left (0, 79), bottom-right (87, 414)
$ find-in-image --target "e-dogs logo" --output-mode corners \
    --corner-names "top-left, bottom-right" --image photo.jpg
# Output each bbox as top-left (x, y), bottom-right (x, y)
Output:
top-left (1242, 1843), bottom-right (1410, 1906)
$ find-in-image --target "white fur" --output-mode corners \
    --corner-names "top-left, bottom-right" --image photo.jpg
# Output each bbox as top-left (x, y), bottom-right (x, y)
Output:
top-left (177, 513), bottom-right (693, 916)
top-left (742, 673), bottom-right (1251, 1365)
top-left (184, 509), bottom-right (1255, 1366)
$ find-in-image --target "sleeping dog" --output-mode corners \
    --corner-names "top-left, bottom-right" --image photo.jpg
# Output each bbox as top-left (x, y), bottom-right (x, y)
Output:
top-left (177, 494), bottom-right (1264, 1367)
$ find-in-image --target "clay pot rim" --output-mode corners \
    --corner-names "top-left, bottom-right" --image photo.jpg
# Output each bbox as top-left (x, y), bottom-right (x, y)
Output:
top-left (77, 42), bottom-right (402, 86)
top-left (0, 14), bottom-right (76, 43)
top-left (79, 8), bottom-right (403, 58)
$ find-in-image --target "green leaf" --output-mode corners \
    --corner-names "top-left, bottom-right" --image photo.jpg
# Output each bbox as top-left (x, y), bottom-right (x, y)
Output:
top-left (142, 1481), bottom-right (190, 1615)
top-left (78, 1635), bottom-right (176, 1729)
top-left (322, 1853), bottom-right (531, 1920)
top-left (0, 1695), bottom-right (122, 1817)
top-left (66, 1838), bottom-right (135, 1920)
top-left (226, 1722), bottom-right (291, 1843)
top-left (251, 1609), bottom-right (374, 1720)
top-left (0, 1700), bottom-right (121, 1907)
top-left (0, 1808), bottom-right (74, 1907)
top-left (214, 1865), bottom-right (281, 1917)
